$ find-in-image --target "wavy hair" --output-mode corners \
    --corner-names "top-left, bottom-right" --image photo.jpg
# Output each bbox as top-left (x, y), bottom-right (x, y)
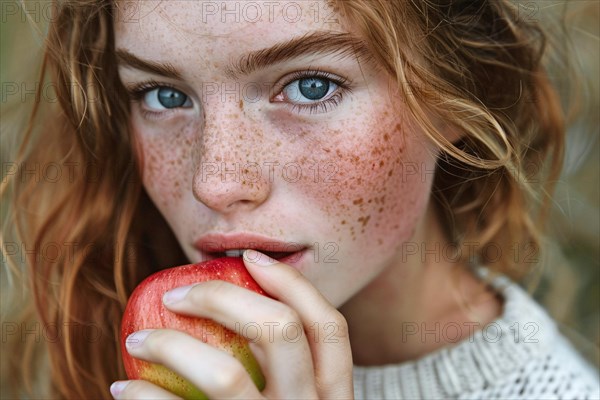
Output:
top-left (1, 0), bottom-right (572, 398)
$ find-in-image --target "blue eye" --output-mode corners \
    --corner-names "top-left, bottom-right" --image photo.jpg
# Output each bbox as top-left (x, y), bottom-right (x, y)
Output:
top-left (273, 71), bottom-right (351, 114)
top-left (143, 87), bottom-right (193, 110)
top-left (283, 77), bottom-right (338, 104)
top-left (299, 78), bottom-right (330, 99)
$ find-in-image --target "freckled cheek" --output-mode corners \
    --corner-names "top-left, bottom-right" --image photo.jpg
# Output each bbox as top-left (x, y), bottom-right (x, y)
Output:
top-left (297, 123), bottom-right (435, 252)
top-left (133, 121), bottom-right (197, 210)
top-left (361, 138), bottom-right (435, 252)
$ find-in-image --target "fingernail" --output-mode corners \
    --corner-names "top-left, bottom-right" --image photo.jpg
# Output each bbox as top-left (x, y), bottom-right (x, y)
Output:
top-left (244, 249), bottom-right (277, 266)
top-left (126, 330), bottom-right (152, 349)
top-left (163, 284), bottom-right (194, 305)
top-left (110, 381), bottom-right (129, 397)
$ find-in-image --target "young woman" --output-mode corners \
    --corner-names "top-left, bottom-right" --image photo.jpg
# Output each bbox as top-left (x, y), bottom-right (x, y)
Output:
top-left (2, 0), bottom-right (599, 398)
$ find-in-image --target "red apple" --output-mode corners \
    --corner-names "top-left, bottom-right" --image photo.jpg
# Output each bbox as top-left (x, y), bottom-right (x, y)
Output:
top-left (121, 257), bottom-right (267, 399)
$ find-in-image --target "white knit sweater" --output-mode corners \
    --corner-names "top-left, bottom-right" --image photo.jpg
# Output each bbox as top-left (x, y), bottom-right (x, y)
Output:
top-left (352, 268), bottom-right (600, 399)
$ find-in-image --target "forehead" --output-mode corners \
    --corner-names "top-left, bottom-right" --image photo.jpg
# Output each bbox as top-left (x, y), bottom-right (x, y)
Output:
top-left (114, 0), bottom-right (346, 56)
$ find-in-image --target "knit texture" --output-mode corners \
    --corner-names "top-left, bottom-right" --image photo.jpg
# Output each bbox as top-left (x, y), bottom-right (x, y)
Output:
top-left (352, 268), bottom-right (600, 399)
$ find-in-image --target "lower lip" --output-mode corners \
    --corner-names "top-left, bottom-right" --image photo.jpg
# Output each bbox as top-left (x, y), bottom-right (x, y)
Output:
top-left (278, 248), bottom-right (307, 267)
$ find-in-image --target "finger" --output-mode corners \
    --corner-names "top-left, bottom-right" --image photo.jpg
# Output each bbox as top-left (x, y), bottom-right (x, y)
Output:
top-left (110, 380), bottom-right (180, 399)
top-left (243, 250), bottom-right (354, 399)
top-left (125, 329), bottom-right (264, 400)
top-left (163, 280), bottom-right (318, 398)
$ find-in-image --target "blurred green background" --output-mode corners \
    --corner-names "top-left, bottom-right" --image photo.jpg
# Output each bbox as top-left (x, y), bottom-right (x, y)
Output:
top-left (1, 0), bottom-right (598, 370)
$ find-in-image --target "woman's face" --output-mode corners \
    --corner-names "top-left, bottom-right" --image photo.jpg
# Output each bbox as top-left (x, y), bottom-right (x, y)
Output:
top-left (115, 0), bottom-right (438, 307)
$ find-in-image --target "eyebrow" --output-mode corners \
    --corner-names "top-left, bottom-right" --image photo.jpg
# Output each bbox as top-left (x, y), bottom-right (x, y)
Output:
top-left (226, 31), bottom-right (370, 78)
top-left (116, 50), bottom-right (182, 80)
top-left (117, 31), bottom-right (370, 80)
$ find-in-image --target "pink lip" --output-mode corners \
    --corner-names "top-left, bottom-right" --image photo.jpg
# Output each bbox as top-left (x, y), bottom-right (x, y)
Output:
top-left (193, 233), bottom-right (308, 265)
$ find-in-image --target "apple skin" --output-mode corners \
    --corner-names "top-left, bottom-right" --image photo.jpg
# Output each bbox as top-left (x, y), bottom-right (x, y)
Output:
top-left (121, 257), bottom-right (268, 400)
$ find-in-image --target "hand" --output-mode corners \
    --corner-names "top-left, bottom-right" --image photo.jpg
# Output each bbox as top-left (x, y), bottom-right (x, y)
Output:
top-left (110, 250), bottom-right (354, 399)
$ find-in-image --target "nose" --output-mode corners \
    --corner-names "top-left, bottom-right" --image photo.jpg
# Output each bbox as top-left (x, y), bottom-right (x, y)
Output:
top-left (192, 111), bottom-right (271, 214)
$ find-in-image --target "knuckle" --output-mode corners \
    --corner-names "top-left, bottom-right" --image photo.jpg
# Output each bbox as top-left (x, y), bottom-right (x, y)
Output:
top-left (272, 305), bottom-right (302, 327)
top-left (269, 307), bottom-right (303, 344)
top-left (209, 363), bottom-right (249, 394)
top-left (327, 310), bottom-right (349, 339)
top-left (316, 370), bottom-right (353, 395)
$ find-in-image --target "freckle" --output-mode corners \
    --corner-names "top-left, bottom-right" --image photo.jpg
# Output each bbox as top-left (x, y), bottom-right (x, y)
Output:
top-left (388, 170), bottom-right (393, 177)
top-left (384, 133), bottom-right (390, 141)
top-left (357, 215), bottom-right (370, 227)
top-left (378, 207), bottom-right (383, 213)
top-left (239, 100), bottom-right (243, 110)
top-left (352, 198), bottom-right (363, 205)
top-left (341, 220), bottom-right (346, 225)
top-left (275, 140), bottom-right (281, 147)
top-left (378, 239), bottom-right (383, 245)
top-left (379, 160), bottom-right (385, 167)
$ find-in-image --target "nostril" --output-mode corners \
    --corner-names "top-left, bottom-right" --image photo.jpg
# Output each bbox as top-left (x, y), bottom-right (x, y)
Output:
top-left (224, 199), bottom-right (254, 210)
top-left (237, 200), bottom-right (253, 205)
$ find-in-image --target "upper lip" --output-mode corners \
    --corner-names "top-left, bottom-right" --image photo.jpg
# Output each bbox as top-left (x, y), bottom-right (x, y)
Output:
top-left (194, 233), bottom-right (306, 254)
